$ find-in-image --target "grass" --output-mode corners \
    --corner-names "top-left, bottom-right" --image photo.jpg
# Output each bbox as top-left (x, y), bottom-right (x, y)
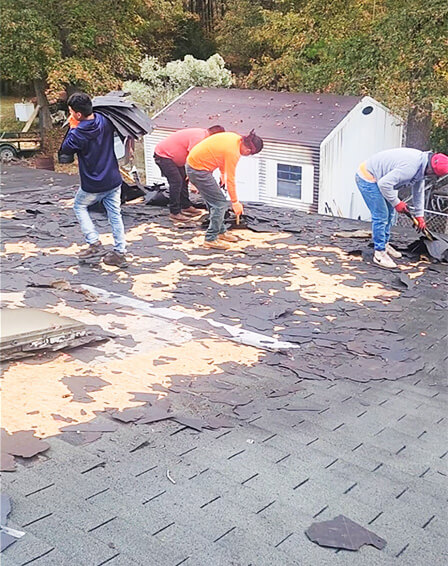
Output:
top-left (0, 96), bottom-right (39, 132)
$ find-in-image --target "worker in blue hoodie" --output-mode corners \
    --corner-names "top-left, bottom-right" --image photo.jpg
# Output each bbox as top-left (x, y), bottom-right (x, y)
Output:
top-left (356, 148), bottom-right (448, 269)
top-left (60, 92), bottom-right (127, 267)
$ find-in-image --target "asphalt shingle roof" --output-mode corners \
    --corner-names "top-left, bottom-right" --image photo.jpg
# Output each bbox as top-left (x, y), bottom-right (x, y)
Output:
top-left (1, 164), bottom-right (447, 566)
top-left (153, 87), bottom-right (362, 147)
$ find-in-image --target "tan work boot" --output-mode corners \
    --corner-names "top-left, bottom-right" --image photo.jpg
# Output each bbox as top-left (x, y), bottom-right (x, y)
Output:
top-left (78, 241), bottom-right (105, 263)
top-left (170, 213), bottom-right (193, 222)
top-left (218, 232), bottom-right (239, 243)
top-left (203, 239), bottom-right (230, 250)
top-left (102, 251), bottom-right (128, 268)
top-left (181, 207), bottom-right (204, 217)
top-left (386, 243), bottom-right (402, 259)
top-left (373, 250), bottom-right (397, 269)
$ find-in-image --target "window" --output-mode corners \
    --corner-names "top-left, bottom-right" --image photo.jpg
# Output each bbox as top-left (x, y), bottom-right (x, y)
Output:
top-left (277, 164), bottom-right (302, 199)
top-left (265, 158), bottom-right (314, 204)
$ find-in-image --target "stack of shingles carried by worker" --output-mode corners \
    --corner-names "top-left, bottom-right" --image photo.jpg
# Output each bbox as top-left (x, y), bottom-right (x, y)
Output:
top-left (92, 94), bottom-right (153, 141)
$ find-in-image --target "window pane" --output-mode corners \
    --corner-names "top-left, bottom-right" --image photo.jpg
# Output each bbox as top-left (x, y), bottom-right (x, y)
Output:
top-left (277, 164), bottom-right (302, 199)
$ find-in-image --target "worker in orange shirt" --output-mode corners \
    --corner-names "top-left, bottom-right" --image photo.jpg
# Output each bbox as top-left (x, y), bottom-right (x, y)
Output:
top-left (186, 130), bottom-right (263, 249)
top-left (154, 125), bottom-right (225, 223)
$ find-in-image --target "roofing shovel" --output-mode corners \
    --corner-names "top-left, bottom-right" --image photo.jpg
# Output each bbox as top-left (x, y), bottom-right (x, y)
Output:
top-left (404, 210), bottom-right (448, 261)
top-left (404, 210), bottom-right (436, 240)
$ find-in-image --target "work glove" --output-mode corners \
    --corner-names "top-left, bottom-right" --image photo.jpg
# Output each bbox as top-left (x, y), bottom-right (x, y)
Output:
top-left (415, 216), bottom-right (426, 232)
top-left (232, 201), bottom-right (244, 216)
top-left (394, 201), bottom-right (409, 214)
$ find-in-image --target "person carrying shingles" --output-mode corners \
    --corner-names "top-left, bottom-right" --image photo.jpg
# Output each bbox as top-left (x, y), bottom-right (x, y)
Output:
top-left (356, 148), bottom-right (448, 269)
top-left (60, 92), bottom-right (128, 268)
top-left (186, 130), bottom-right (263, 250)
top-left (153, 125), bottom-right (225, 223)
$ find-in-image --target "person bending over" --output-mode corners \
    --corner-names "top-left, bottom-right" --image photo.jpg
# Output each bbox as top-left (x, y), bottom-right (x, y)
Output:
top-left (154, 125), bottom-right (225, 223)
top-left (356, 148), bottom-right (448, 269)
top-left (186, 130), bottom-right (263, 250)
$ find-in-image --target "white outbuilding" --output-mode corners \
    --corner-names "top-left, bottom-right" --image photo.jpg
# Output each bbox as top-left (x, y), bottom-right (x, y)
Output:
top-left (144, 87), bottom-right (403, 220)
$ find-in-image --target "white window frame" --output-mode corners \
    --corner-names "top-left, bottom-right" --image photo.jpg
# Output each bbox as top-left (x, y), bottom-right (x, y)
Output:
top-left (266, 159), bottom-right (314, 204)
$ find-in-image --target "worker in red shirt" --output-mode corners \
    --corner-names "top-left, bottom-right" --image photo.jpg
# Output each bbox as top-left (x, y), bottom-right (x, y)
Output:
top-left (186, 130), bottom-right (263, 250)
top-left (154, 125), bottom-right (225, 222)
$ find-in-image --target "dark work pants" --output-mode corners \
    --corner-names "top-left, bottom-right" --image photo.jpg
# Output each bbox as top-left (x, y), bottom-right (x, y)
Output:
top-left (154, 154), bottom-right (193, 214)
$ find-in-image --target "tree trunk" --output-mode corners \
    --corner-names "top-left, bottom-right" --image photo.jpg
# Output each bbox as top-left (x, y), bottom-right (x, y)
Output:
top-left (33, 79), bottom-right (53, 133)
top-left (405, 105), bottom-right (432, 150)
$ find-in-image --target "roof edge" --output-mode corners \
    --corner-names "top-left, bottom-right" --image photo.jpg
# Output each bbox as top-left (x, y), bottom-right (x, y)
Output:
top-left (151, 86), bottom-right (194, 120)
top-left (320, 96), bottom-right (401, 148)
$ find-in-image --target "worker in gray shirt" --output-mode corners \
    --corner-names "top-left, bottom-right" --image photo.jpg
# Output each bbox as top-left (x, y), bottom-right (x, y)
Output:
top-left (356, 149), bottom-right (448, 269)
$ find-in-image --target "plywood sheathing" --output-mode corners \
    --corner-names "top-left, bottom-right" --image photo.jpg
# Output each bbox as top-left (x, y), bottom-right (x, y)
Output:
top-left (1, 337), bottom-right (260, 438)
top-left (127, 225), bottom-right (410, 305)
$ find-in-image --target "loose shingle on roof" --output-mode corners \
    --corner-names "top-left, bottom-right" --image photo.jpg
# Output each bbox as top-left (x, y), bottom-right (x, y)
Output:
top-left (153, 87), bottom-right (362, 147)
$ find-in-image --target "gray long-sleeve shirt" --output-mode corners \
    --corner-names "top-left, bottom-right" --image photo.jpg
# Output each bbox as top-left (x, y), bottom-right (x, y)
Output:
top-left (364, 148), bottom-right (430, 216)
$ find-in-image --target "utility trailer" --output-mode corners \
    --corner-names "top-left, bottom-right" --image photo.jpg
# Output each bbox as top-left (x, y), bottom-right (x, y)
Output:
top-left (0, 131), bottom-right (41, 161)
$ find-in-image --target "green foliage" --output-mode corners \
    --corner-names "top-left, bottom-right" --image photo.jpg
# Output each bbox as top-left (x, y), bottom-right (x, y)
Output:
top-left (0, 0), bottom-right (142, 98)
top-left (0, 2), bottom-right (61, 83)
top-left (124, 53), bottom-right (233, 114)
top-left (216, 0), bottom-right (448, 147)
top-left (0, 0), bottom-right (208, 97)
top-left (214, 0), bottom-right (266, 73)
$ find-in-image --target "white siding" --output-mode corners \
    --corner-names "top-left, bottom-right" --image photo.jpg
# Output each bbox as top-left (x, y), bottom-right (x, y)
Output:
top-left (144, 130), bottom-right (171, 185)
top-left (319, 96), bottom-right (403, 220)
top-left (258, 142), bottom-right (320, 213)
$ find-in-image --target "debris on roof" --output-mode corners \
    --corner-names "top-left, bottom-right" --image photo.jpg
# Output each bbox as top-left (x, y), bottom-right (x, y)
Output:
top-left (0, 164), bottom-right (446, 564)
top-left (0, 308), bottom-right (111, 362)
top-left (1, 494), bottom-right (25, 552)
top-left (305, 514), bottom-right (386, 551)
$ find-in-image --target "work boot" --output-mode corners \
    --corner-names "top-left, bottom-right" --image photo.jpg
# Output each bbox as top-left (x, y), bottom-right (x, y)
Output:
top-left (386, 243), bottom-right (402, 259)
top-left (218, 232), bottom-right (239, 243)
top-left (102, 251), bottom-right (128, 268)
top-left (202, 239), bottom-right (230, 250)
top-left (79, 241), bottom-right (105, 260)
top-left (373, 250), bottom-right (397, 269)
top-left (170, 213), bottom-right (193, 222)
top-left (181, 207), bottom-right (204, 217)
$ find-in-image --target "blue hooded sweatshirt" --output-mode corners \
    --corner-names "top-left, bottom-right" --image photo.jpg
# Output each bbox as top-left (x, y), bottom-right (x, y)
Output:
top-left (61, 113), bottom-right (122, 193)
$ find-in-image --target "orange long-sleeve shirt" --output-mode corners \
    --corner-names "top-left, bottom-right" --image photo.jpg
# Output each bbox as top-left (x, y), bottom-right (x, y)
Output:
top-left (186, 132), bottom-right (242, 201)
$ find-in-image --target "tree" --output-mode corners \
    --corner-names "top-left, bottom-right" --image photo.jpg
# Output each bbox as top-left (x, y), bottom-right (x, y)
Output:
top-left (215, 0), bottom-right (448, 149)
top-left (1, 0), bottom-right (159, 130)
top-left (1, 1), bottom-right (61, 129)
top-left (124, 53), bottom-right (233, 113)
top-left (214, 0), bottom-right (266, 73)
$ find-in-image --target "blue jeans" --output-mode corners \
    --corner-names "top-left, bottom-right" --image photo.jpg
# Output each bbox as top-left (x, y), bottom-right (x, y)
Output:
top-left (355, 174), bottom-right (396, 251)
top-left (186, 165), bottom-right (229, 241)
top-left (73, 186), bottom-right (126, 253)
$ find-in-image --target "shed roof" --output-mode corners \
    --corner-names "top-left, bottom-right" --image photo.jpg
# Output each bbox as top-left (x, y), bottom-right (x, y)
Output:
top-left (153, 87), bottom-right (362, 148)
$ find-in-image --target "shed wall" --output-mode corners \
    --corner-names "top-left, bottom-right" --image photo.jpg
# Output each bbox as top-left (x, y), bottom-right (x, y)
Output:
top-left (319, 97), bottom-right (403, 219)
top-left (258, 142), bottom-right (319, 213)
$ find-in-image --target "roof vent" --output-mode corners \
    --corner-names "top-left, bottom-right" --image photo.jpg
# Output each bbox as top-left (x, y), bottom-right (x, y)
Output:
top-left (362, 106), bottom-right (374, 115)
